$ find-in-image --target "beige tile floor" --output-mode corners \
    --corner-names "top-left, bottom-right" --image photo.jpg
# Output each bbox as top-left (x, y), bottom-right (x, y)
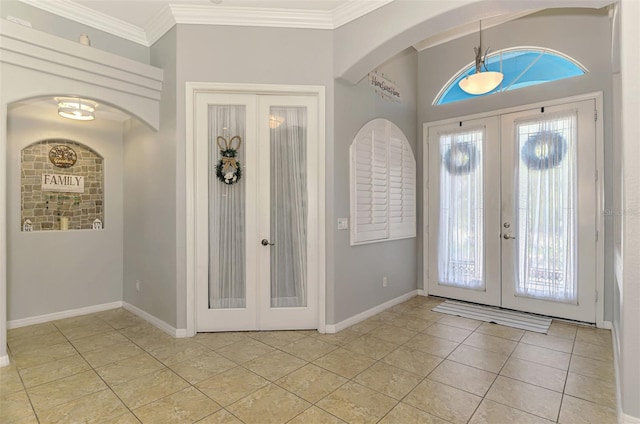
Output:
top-left (1, 296), bottom-right (617, 423)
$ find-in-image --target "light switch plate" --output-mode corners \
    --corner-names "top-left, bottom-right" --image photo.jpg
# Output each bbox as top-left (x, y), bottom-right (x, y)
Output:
top-left (337, 218), bottom-right (348, 230)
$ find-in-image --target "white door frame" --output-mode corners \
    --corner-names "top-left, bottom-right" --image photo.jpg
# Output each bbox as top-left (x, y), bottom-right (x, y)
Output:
top-left (185, 82), bottom-right (326, 336)
top-left (423, 92), bottom-right (605, 327)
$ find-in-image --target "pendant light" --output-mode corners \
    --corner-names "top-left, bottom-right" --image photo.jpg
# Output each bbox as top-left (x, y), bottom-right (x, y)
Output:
top-left (56, 97), bottom-right (98, 121)
top-left (458, 21), bottom-right (503, 95)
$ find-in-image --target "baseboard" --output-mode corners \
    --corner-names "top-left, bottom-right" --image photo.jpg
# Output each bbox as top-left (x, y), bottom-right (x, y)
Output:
top-left (324, 290), bottom-right (418, 334)
top-left (417, 289), bottom-right (427, 296)
top-left (621, 414), bottom-right (640, 424)
top-left (602, 320), bottom-right (613, 330)
top-left (613, 321), bottom-right (624, 424)
top-left (122, 302), bottom-right (188, 338)
top-left (0, 355), bottom-right (10, 368)
top-left (7, 301), bottom-right (123, 329)
top-left (612, 321), bottom-right (640, 424)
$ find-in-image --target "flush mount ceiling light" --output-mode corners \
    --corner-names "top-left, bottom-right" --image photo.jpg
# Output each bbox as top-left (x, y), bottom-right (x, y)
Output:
top-left (458, 21), bottom-right (504, 95)
top-left (55, 97), bottom-right (98, 121)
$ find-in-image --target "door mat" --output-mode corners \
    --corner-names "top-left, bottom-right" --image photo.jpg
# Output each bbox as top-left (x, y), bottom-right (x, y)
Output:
top-left (432, 300), bottom-right (552, 333)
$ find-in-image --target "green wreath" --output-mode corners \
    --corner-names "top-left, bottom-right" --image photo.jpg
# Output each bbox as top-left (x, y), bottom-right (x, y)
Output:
top-left (215, 136), bottom-right (242, 185)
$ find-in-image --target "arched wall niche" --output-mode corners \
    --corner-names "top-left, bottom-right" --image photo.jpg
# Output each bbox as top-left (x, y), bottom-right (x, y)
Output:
top-left (20, 138), bottom-right (105, 232)
top-left (334, 0), bottom-right (612, 84)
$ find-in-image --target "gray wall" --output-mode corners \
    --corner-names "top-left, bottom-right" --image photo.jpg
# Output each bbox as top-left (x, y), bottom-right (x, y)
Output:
top-left (123, 28), bottom-right (178, 327)
top-left (333, 49), bottom-right (418, 323)
top-left (0, 1), bottom-right (149, 63)
top-left (173, 24), bottom-right (335, 327)
top-left (417, 9), bottom-right (614, 320)
top-left (6, 106), bottom-right (124, 321)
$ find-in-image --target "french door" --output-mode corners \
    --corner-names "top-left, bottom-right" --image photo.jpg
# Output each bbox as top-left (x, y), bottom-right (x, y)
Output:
top-left (428, 99), bottom-right (597, 322)
top-left (195, 93), bottom-right (319, 331)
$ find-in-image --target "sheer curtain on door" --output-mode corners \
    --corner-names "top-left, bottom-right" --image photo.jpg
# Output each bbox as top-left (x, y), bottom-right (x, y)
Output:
top-left (438, 127), bottom-right (485, 289)
top-left (209, 105), bottom-right (246, 308)
top-left (515, 111), bottom-right (577, 303)
top-left (270, 107), bottom-right (307, 307)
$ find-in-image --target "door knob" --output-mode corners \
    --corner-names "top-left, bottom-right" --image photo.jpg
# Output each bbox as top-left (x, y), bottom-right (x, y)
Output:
top-left (503, 234), bottom-right (516, 240)
top-left (261, 239), bottom-right (275, 246)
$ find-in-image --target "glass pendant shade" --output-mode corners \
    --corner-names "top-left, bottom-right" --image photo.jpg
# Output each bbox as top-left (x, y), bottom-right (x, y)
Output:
top-left (459, 71), bottom-right (504, 95)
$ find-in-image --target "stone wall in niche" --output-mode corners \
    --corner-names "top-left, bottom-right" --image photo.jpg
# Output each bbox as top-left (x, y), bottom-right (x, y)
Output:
top-left (21, 139), bottom-right (104, 231)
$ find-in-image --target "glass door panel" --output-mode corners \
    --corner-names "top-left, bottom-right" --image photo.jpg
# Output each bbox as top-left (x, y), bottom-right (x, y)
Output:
top-left (437, 127), bottom-right (485, 290)
top-left (269, 106), bottom-right (308, 308)
top-left (515, 113), bottom-right (577, 303)
top-left (208, 105), bottom-right (247, 309)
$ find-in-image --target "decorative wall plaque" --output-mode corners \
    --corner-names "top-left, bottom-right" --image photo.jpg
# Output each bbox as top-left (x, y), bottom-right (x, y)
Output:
top-left (49, 145), bottom-right (77, 168)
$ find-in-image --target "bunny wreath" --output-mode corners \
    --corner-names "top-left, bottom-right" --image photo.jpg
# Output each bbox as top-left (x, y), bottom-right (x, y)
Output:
top-left (215, 135), bottom-right (243, 185)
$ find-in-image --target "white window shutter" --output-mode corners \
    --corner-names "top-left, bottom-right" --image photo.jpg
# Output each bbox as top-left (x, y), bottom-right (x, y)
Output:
top-left (351, 120), bottom-right (388, 243)
top-left (389, 125), bottom-right (416, 239)
top-left (350, 119), bottom-right (416, 245)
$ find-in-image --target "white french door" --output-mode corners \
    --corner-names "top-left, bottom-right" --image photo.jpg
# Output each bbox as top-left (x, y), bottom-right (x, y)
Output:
top-left (501, 101), bottom-right (596, 322)
top-left (195, 93), bottom-right (319, 331)
top-left (427, 117), bottom-right (502, 306)
top-left (427, 99), bottom-right (598, 322)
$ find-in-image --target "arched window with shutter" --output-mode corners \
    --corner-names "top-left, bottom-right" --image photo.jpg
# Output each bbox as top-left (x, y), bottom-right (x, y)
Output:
top-left (350, 119), bottom-right (416, 245)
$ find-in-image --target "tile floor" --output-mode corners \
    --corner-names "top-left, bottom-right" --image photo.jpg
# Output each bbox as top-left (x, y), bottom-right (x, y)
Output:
top-left (1, 296), bottom-right (617, 423)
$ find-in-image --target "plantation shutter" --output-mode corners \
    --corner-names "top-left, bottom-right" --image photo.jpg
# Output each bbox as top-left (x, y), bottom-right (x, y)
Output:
top-left (351, 119), bottom-right (389, 243)
top-left (389, 125), bottom-right (416, 239)
top-left (350, 119), bottom-right (416, 245)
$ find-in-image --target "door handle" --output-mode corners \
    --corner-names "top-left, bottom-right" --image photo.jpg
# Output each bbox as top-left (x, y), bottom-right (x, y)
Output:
top-left (503, 234), bottom-right (516, 240)
top-left (261, 239), bottom-right (275, 246)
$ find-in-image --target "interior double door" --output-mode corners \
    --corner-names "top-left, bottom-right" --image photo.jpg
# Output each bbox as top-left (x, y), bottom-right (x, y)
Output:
top-left (196, 93), bottom-right (318, 331)
top-left (427, 100), bottom-right (597, 322)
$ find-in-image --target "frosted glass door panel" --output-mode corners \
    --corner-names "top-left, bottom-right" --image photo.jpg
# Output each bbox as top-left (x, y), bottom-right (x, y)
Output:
top-left (438, 128), bottom-right (485, 290)
top-left (209, 105), bottom-right (247, 309)
top-left (269, 106), bottom-right (308, 308)
top-left (515, 113), bottom-right (577, 303)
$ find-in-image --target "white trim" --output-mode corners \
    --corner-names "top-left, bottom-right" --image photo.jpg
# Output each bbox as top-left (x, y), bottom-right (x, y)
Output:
top-left (601, 320), bottom-right (613, 330)
top-left (325, 290), bottom-right (418, 333)
top-left (331, 0), bottom-right (393, 28)
top-left (613, 321), bottom-right (624, 424)
top-left (145, 5), bottom-right (177, 47)
top-left (622, 414), bottom-right (640, 424)
top-left (423, 92), bottom-right (606, 326)
top-left (18, 0), bottom-right (394, 47)
top-left (7, 301), bottom-right (123, 329)
top-left (418, 289), bottom-right (428, 296)
top-left (169, 5), bottom-right (334, 29)
top-left (612, 321), bottom-right (640, 424)
top-left (17, 0), bottom-right (148, 46)
top-left (0, 355), bottom-right (9, 368)
top-left (122, 302), bottom-right (188, 338)
top-left (185, 82), bottom-right (326, 337)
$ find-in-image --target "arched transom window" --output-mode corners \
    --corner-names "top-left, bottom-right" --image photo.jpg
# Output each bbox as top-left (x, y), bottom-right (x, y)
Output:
top-left (434, 47), bottom-right (588, 105)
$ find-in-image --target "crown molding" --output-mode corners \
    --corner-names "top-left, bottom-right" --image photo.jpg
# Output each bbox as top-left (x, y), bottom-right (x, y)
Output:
top-left (18, 0), bottom-right (149, 46)
top-left (145, 5), bottom-right (177, 46)
top-left (332, 0), bottom-right (394, 28)
top-left (18, 0), bottom-right (397, 48)
top-left (169, 5), bottom-right (334, 29)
